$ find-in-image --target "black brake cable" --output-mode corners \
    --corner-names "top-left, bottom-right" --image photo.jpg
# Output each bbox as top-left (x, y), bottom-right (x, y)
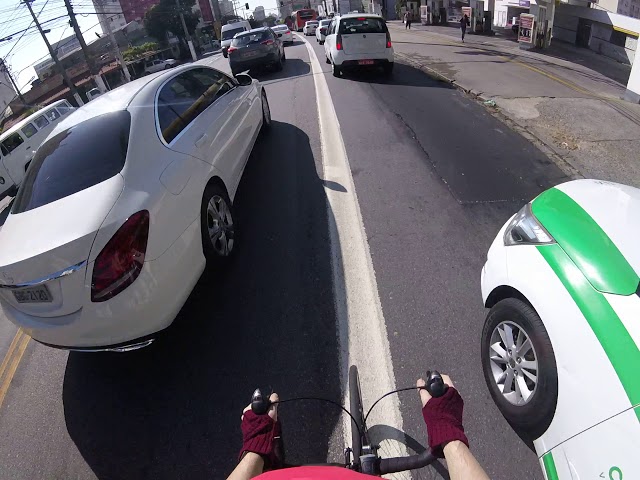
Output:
top-left (364, 386), bottom-right (426, 424)
top-left (270, 397), bottom-right (364, 440)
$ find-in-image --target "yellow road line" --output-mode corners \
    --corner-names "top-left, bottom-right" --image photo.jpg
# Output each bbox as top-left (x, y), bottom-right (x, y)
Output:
top-left (0, 330), bottom-right (30, 410)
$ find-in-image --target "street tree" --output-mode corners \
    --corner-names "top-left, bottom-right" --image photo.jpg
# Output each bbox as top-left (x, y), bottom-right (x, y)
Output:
top-left (144, 0), bottom-right (200, 46)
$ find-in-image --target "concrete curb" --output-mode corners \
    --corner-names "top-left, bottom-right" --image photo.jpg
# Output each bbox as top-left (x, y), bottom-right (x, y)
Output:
top-left (394, 52), bottom-right (584, 180)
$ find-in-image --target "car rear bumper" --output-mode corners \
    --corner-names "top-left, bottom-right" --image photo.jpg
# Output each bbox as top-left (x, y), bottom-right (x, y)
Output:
top-left (230, 53), bottom-right (280, 71)
top-left (340, 58), bottom-right (393, 68)
top-left (333, 49), bottom-right (394, 66)
top-left (1, 218), bottom-right (205, 349)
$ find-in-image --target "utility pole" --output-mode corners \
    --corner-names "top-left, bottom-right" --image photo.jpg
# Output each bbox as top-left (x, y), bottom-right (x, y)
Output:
top-left (96, 0), bottom-right (131, 82)
top-left (22, 0), bottom-right (84, 106)
top-left (0, 59), bottom-right (26, 105)
top-left (176, 0), bottom-right (198, 61)
top-left (63, 0), bottom-right (108, 93)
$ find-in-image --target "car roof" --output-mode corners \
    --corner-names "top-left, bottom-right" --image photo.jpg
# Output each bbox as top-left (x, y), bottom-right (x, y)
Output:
top-left (239, 27), bottom-right (269, 35)
top-left (222, 22), bottom-right (248, 31)
top-left (339, 13), bottom-right (384, 20)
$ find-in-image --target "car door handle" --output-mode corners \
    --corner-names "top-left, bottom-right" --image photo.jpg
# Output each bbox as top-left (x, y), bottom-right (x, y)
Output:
top-left (195, 134), bottom-right (208, 148)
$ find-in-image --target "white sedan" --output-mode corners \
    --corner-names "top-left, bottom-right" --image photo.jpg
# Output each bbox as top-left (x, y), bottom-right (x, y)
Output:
top-left (315, 19), bottom-right (331, 44)
top-left (272, 24), bottom-right (293, 44)
top-left (302, 20), bottom-right (318, 36)
top-left (144, 58), bottom-right (178, 74)
top-left (0, 65), bottom-right (271, 352)
top-left (481, 179), bottom-right (640, 479)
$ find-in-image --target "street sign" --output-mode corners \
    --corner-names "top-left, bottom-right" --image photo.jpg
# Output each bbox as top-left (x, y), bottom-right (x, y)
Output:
top-left (518, 13), bottom-right (535, 44)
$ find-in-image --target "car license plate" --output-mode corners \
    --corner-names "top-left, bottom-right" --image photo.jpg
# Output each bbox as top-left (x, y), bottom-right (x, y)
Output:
top-left (244, 51), bottom-right (259, 58)
top-left (13, 285), bottom-right (53, 303)
top-left (359, 60), bottom-right (375, 65)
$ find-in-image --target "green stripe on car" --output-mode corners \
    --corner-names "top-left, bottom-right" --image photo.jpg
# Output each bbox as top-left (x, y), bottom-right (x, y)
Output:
top-left (538, 243), bottom-right (640, 421)
top-left (542, 452), bottom-right (559, 480)
top-left (532, 188), bottom-right (639, 295)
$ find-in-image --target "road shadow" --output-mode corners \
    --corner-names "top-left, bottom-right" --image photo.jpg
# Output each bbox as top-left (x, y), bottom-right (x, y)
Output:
top-left (248, 58), bottom-right (311, 83)
top-left (343, 61), bottom-right (455, 88)
top-left (62, 120), bottom-right (342, 479)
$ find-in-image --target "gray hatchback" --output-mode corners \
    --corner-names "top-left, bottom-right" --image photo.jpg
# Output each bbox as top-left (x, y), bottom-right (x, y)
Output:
top-left (228, 28), bottom-right (285, 77)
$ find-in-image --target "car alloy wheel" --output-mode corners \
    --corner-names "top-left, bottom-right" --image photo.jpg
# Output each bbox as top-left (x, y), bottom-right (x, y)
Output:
top-left (206, 194), bottom-right (234, 257)
top-left (489, 321), bottom-right (538, 405)
top-left (481, 298), bottom-right (557, 439)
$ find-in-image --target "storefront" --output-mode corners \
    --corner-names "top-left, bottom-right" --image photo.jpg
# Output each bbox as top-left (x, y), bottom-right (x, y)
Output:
top-left (494, 0), bottom-right (532, 28)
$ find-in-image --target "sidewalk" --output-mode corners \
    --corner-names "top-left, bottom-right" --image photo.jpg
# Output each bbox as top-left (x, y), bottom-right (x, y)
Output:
top-left (388, 22), bottom-right (640, 186)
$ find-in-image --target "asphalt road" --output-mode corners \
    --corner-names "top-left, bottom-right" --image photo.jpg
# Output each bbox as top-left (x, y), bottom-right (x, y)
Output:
top-left (0, 35), bottom-right (567, 479)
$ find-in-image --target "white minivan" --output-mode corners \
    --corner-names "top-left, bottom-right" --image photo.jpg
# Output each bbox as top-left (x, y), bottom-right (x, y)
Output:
top-left (0, 99), bottom-right (74, 198)
top-left (221, 19), bottom-right (252, 58)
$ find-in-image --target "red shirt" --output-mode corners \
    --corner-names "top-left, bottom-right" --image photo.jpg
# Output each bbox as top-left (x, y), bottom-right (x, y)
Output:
top-left (257, 466), bottom-right (374, 479)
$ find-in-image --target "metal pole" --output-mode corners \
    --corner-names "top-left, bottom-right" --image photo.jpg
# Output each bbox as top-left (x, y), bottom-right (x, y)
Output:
top-left (96, 0), bottom-right (131, 82)
top-left (22, 0), bottom-right (84, 106)
top-left (176, 0), bottom-right (198, 61)
top-left (63, 0), bottom-right (108, 93)
top-left (210, 0), bottom-right (223, 41)
top-left (0, 59), bottom-right (26, 104)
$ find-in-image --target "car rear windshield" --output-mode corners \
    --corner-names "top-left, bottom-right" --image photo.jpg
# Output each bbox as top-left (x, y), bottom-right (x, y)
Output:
top-left (232, 31), bottom-right (269, 46)
top-left (12, 111), bottom-right (131, 214)
top-left (339, 17), bottom-right (387, 34)
top-left (222, 26), bottom-right (246, 40)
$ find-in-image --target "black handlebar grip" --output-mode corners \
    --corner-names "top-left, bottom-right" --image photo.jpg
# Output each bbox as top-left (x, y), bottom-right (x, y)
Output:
top-left (425, 370), bottom-right (448, 398)
top-left (378, 449), bottom-right (436, 474)
top-left (251, 388), bottom-right (271, 415)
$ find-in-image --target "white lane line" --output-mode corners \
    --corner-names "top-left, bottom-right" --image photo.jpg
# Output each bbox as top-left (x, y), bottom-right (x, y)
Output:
top-left (299, 35), bottom-right (410, 478)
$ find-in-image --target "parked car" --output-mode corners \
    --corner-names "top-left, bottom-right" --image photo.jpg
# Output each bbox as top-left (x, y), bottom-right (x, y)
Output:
top-left (87, 87), bottom-right (103, 101)
top-left (303, 20), bottom-right (319, 35)
top-left (324, 14), bottom-right (394, 77)
top-left (0, 64), bottom-right (271, 352)
top-left (272, 24), bottom-right (294, 44)
top-left (0, 99), bottom-right (74, 199)
top-left (316, 19), bottom-right (331, 44)
top-left (222, 19), bottom-right (252, 57)
top-left (144, 58), bottom-right (177, 74)
top-left (481, 179), bottom-right (640, 478)
top-left (228, 28), bottom-right (285, 77)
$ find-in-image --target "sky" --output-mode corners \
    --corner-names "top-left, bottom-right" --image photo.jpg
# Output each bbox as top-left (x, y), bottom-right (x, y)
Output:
top-left (0, 0), bottom-right (279, 94)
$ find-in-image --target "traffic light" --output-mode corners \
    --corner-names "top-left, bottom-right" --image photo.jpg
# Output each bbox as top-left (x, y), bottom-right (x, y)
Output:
top-left (245, 3), bottom-right (249, 8)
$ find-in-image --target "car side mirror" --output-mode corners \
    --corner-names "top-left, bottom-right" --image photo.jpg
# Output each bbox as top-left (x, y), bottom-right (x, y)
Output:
top-left (235, 73), bottom-right (253, 86)
top-left (320, 27), bottom-right (327, 34)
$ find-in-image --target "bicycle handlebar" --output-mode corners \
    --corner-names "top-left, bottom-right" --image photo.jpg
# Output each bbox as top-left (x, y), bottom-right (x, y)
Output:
top-left (378, 449), bottom-right (437, 474)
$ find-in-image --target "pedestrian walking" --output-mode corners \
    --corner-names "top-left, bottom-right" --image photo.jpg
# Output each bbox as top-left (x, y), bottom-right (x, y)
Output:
top-left (460, 14), bottom-right (469, 42)
top-left (406, 12), bottom-right (412, 29)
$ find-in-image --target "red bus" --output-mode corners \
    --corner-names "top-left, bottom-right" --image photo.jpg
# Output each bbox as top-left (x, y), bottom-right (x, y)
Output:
top-left (291, 9), bottom-right (317, 31)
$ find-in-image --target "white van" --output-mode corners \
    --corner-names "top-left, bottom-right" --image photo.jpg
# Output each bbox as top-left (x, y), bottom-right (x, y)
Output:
top-left (221, 19), bottom-right (252, 57)
top-left (0, 99), bottom-right (75, 198)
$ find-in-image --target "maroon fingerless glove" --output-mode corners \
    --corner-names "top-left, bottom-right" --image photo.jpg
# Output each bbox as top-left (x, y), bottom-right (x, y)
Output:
top-left (239, 410), bottom-right (283, 469)
top-left (421, 387), bottom-right (469, 458)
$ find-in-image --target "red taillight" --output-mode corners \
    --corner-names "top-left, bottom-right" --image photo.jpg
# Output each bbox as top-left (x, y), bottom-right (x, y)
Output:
top-left (386, 31), bottom-right (392, 48)
top-left (228, 46), bottom-right (237, 53)
top-left (91, 210), bottom-right (149, 302)
top-left (336, 34), bottom-right (343, 50)
top-left (262, 39), bottom-right (274, 45)
top-left (357, 17), bottom-right (366, 20)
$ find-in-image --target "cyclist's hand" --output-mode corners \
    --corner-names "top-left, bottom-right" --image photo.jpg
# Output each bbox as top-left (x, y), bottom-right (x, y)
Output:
top-left (239, 393), bottom-right (284, 469)
top-left (416, 375), bottom-right (469, 458)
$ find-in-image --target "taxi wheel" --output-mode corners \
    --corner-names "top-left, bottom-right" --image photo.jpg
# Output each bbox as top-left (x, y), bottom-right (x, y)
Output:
top-left (481, 298), bottom-right (558, 440)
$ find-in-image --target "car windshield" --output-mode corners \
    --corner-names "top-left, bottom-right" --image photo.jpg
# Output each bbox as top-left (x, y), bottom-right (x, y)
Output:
top-left (232, 31), bottom-right (269, 46)
top-left (222, 26), bottom-right (246, 40)
top-left (320, 20), bottom-right (331, 26)
top-left (12, 111), bottom-right (131, 214)
top-left (339, 17), bottom-right (387, 34)
top-left (307, 21), bottom-right (318, 25)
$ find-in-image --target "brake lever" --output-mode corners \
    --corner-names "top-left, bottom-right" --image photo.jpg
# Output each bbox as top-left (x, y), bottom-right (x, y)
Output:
top-left (251, 388), bottom-right (271, 415)
top-left (425, 370), bottom-right (448, 398)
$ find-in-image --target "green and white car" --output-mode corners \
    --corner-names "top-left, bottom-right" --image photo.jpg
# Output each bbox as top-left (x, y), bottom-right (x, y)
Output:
top-left (481, 179), bottom-right (640, 480)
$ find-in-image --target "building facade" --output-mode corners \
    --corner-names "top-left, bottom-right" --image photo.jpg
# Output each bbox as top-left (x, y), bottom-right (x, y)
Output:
top-left (0, 60), bottom-right (16, 118)
top-left (33, 34), bottom-right (83, 81)
top-left (254, 5), bottom-right (266, 20)
top-left (93, 0), bottom-right (127, 32)
top-left (596, 0), bottom-right (640, 19)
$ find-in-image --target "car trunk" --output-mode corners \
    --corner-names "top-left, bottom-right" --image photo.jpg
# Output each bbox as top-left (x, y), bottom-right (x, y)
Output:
top-left (0, 175), bottom-right (124, 317)
top-left (342, 32), bottom-right (387, 54)
top-left (235, 43), bottom-right (271, 61)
